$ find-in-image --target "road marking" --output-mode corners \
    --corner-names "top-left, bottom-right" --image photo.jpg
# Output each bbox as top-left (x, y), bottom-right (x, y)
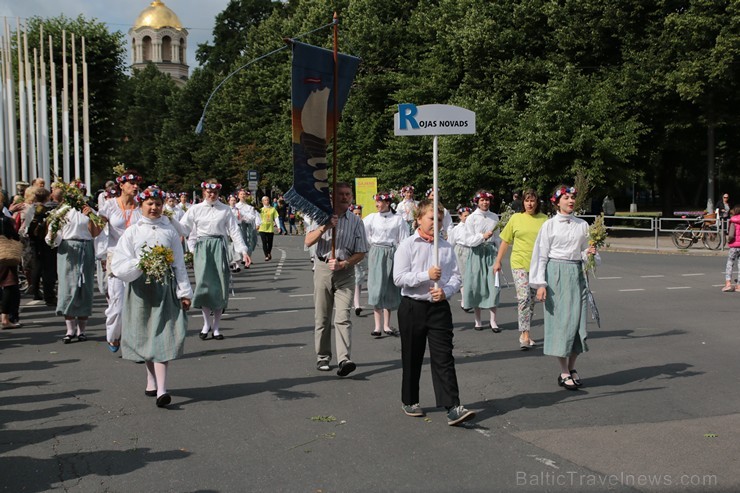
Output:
top-left (265, 310), bottom-right (299, 314)
top-left (597, 276), bottom-right (622, 280)
top-left (640, 275), bottom-right (664, 278)
top-left (712, 284), bottom-right (727, 287)
top-left (667, 286), bottom-right (691, 290)
top-left (682, 273), bottom-right (705, 277)
top-left (230, 297), bottom-right (256, 300)
top-left (289, 294), bottom-right (313, 298)
top-left (274, 249), bottom-right (287, 280)
top-left (619, 289), bottom-right (645, 292)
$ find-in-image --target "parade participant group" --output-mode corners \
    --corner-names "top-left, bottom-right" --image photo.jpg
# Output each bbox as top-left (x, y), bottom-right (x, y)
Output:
top-left (0, 172), bottom-right (604, 425)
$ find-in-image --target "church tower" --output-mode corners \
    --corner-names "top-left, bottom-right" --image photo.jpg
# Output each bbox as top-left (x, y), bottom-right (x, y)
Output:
top-left (129, 1), bottom-right (189, 86)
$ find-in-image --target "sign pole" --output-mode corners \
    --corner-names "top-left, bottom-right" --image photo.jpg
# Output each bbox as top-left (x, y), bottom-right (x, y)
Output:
top-left (432, 135), bottom-right (439, 288)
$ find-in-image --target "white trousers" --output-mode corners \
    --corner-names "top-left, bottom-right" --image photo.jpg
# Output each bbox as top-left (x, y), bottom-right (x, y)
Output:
top-left (105, 275), bottom-right (125, 343)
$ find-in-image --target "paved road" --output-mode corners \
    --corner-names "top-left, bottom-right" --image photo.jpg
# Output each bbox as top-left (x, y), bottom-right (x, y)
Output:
top-left (1, 235), bottom-right (737, 492)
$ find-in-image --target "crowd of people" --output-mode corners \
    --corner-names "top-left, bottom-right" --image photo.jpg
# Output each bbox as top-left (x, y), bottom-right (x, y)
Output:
top-left (32, 172), bottom-right (737, 424)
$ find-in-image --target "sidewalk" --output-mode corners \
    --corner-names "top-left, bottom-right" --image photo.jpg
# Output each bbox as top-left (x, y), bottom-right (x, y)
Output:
top-left (604, 231), bottom-right (727, 256)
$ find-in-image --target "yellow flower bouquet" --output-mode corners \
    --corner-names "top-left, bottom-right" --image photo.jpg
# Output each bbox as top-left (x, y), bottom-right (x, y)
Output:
top-left (138, 244), bottom-right (175, 284)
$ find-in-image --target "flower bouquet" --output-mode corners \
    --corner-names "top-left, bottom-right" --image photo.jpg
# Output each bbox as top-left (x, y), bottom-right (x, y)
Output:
top-left (138, 244), bottom-right (175, 284)
top-left (584, 214), bottom-right (608, 274)
top-left (183, 251), bottom-right (194, 269)
top-left (497, 204), bottom-right (515, 231)
top-left (47, 179), bottom-right (105, 243)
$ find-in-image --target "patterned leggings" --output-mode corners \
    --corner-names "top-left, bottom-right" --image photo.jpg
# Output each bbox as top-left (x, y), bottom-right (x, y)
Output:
top-left (512, 268), bottom-right (536, 332)
top-left (725, 248), bottom-right (740, 281)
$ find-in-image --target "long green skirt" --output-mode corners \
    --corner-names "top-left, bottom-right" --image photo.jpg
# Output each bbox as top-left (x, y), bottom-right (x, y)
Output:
top-left (463, 243), bottom-right (499, 309)
top-left (56, 239), bottom-right (94, 317)
top-left (239, 222), bottom-right (258, 254)
top-left (366, 244), bottom-right (400, 310)
top-left (122, 275), bottom-right (187, 363)
top-left (454, 244), bottom-right (471, 282)
top-left (192, 236), bottom-right (230, 310)
top-left (543, 260), bottom-right (589, 357)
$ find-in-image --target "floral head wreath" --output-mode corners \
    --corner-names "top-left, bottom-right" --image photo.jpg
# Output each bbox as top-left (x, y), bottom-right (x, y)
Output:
top-left (70, 180), bottom-right (87, 191)
top-left (135, 186), bottom-right (166, 204)
top-left (425, 188), bottom-right (436, 198)
top-left (401, 185), bottom-right (415, 194)
top-left (105, 187), bottom-right (119, 199)
top-left (458, 206), bottom-right (473, 214)
top-left (349, 204), bottom-right (363, 211)
top-left (550, 186), bottom-right (577, 203)
top-left (179, 192), bottom-right (189, 198)
top-left (373, 193), bottom-right (393, 202)
top-left (228, 194), bottom-right (237, 201)
top-left (201, 181), bottom-right (222, 190)
top-left (473, 191), bottom-right (493, 203)
top-left (237, 188), bottom-right (251, 196)
top-left (116, 173), bottom-right (142, 184)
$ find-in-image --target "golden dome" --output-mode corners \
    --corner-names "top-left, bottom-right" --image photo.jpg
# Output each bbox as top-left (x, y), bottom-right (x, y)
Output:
top-left (133, 1), bottom-right (183, 30)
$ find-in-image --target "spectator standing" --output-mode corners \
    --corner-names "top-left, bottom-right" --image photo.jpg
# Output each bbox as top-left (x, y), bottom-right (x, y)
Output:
top-left (716, 193), bottom-right (731, 219)
top-left (258, 196), bottom-right (280, 261)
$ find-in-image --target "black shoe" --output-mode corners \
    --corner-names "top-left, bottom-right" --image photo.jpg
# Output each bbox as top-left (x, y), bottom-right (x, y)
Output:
top-left (77, 333), bottom-right (87, 342)
top-left (491, 326), bottom-right (502, 333)
top-left (213, 333), bottom-right (224, 340)
top-left (198, 331), bottom-right (210, 340)
top-left (156, 393), bottom-right (171, 408)
top-left (474, 325), bottom-right (484, 331)
top-left (355, 307), bottom-right (362, 316)
top-left (62, 334), bottom-right (75, 344)
top-left (371, 331), bottom-right (382, 338)
top-left (337, 360), bottom-right (356, 377)
top-left (145, 389), bottom-right (157, 397)
top-left (558, 375), bottom-right (578, 390)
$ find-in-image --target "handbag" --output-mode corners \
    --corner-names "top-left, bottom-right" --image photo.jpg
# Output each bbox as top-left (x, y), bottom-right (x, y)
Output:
top-left (0, 236), bottom-right (22, 267)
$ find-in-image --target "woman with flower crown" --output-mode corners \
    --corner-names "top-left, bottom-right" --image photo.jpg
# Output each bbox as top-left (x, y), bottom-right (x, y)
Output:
top-left (363, 192), bottom-right (409, 337)
top-left (235, 189), bottom-right (260, 258)
top-left (529, 185), bottom-right (599, 390)
top-left (447, 206), bottom-right (473, 312)
top-left (458, 190), bottom-right (501, 331)
top-left (396, 185), bottom-right (418, 233)
top-left (111, 186), bottom-right (192, 408)
top-left (179, 179), bottom-right (251, 340)
top-left (98, 170), bottom-right (143, 353)
top-left (46, 180), bottom-right (103, 344)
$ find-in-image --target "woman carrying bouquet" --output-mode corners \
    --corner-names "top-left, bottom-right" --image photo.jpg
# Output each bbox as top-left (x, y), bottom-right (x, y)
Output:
top-left (235, 189), bottom-right (260, 257)
top-left (458, 191), bottom-right (501, 331)
top-left (180, 179), bottom-right (251, 340)
top-left (46, 181), bottom-right (103, 343)
top-left (111, 186), bottom-right (192, 408)
top-left (529, 185), bottom-right (599, 390)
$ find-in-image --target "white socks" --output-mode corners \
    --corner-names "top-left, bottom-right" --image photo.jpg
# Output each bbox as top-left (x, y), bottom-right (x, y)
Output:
top-left (65, 319), bottom-right (75, 336)
top-left (201, 308), bottom-right (211, 333)
top-left (212, 309), bottom-right (223, 336)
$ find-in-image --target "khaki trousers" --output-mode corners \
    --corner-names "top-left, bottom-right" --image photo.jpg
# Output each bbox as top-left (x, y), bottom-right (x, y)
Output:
top-left (313, 260), bottom-right (354, 364)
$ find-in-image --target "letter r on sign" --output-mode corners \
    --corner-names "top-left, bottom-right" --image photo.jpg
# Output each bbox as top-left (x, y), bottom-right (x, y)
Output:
top-left (398, 103), bottom-right (419, 130)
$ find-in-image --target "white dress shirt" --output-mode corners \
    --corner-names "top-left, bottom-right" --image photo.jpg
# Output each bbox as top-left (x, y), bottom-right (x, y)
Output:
top-left (46, 208), bottom-right (93, 247)
top-left (396, 199), bottom-right (418, 223)
top-left (99, 199), bottom-right (143, 253)
top-left (528, 213), bottom-right (600, 288)
top-left (363, 211), bottom-right (409, 246)
top-left (179, 200), bottom-right (248, 254)
top-left (458, 208), bottom-right (499, 248)
top-left (111, 216), bottom-right (193, 300)
top-left (235, 202), bottom-right (260, 227)
top-left (393, 233), bottom-right (462, 302)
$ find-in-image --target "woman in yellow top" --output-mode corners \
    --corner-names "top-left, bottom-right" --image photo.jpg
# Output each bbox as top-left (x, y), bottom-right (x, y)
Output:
top-left (258, 196), bottom-right (280, 261)
top-left (493, 189), bottom-right (547, 350)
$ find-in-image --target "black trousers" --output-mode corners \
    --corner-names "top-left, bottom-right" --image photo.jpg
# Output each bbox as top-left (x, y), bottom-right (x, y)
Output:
top-left (1, 285), bottom-right (20, 316)
top-left (259, 232), bottom-right (274, 256)
top-left (30, 241), bottom-right (57, 302)
top-left (398, 296), bottom-right (460, 408)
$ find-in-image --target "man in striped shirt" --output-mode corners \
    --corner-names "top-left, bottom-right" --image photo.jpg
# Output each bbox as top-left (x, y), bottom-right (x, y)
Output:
top-left (305, 183), bottom-right (369, 377)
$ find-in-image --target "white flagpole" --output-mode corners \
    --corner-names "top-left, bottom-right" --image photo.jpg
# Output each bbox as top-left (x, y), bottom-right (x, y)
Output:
top-left (17, 19), bottom-right (28, 183)
top-left (49, 35), bottom-right (59, 181)
top-left (433, 135), bottom-right (439, 286)
top-left (0, 36), bottom-right (5, 189)
top-left (4, 20), bottom-right (17, 189)
top-left (39, 26), bottom-right (50, 185)
top-left (24, 24), bottom-right (37, 181)
top-left (34, 48), bottom-right (41, 179)
top-left (82, 36), bottom-right (90, 193)
top-left (62, 29), bottom-right (70, 182)
top-left (72, 33), bottom-right (80, 181)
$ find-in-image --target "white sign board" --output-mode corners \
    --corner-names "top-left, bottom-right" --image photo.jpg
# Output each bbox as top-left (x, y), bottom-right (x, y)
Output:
top-left (248, 180), bottom-right (259, 191)
top-left (394, 103), bottom-right (476, 136)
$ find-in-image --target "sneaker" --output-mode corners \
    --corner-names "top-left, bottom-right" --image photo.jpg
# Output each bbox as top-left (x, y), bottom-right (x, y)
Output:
top-left (336, 359), bottom-right (356, 377)
top-left (447, 405), bottom-right (476, 426)
top-left (316, 360), bottom-right (331, 371)
top-left (401, 403), bottom-right (425, 417)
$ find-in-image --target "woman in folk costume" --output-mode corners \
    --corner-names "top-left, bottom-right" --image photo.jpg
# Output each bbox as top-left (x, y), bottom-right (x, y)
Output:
top-left (226, 194), bottom-right (244, 272)
top-left (363, 192), bottom-right (409, 337)
top-left (175, 192), bottom-right (190, 214)
top-left (447, 206), bottom-right (473, 313)
top-left (164, 192), bottom-right (184, 222)
top-left (529, 185), bottom-right (599, 390)
top-left (235, 189), bottom-right (260, 257)
top-left (111, 186), bottom-right (192, 408)
top-left (47, 181), bottom-right (103, 343)
top-left (396, 185), bottom-right (418, 234)
top-left (458, 190), bottom-right (501, 331)
top-left (179, 179), bottom-right (251, 340)
top-left (98, 170), bottom-right (143, 352)
top-left (350, 204), bottom-right (368, 316)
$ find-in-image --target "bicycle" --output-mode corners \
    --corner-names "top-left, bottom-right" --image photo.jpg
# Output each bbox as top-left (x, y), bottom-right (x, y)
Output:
top-left (671, 213), bottom-right (722, 250)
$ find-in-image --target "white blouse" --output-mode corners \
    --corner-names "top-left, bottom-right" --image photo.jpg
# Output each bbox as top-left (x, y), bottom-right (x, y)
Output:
top-left (99, 199), bottom-right (142, 253)
top-left (111, 216), bottom-right (193, 300)
top-left (363, 211), bottom-right (409, 246)
top-left (396, 199), bottom-right (418, 223)
top-left (179, 200), bottom-right (248, 254)
top-left (458, 209), bottom-right (499, 247)
top-left (235, 202), bottom-right (260, 227)
top-left (528, 213), bottom-right (600, 288)
top-left (46, 208), bottom-right (93, 247)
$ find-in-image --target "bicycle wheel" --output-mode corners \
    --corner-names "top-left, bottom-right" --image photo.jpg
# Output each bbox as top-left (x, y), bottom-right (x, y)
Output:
top-left (672, 226), bottom-right (693, 249)
top-left (702, 230), bottom-right (723, 250)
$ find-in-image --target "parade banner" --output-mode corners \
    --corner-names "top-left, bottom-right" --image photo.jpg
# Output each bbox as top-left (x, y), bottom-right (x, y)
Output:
top-left (354, 177), bottom-right (377, 219)
top-left (284, 41), bottom-right (361, 225)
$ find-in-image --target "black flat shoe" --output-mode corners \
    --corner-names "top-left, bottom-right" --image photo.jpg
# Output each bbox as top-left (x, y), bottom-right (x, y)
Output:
top-left (371, 331), bottom-right (382, 338)
top-left (77, 334), bottom-right (87, 342)
top-left (156, 393), bottom-right (171, 408)
top-left (474, 325), bottom-right (484, 331)
top-left (491, 326), bottom-right (502, 333)
top-left (145, 389), bottom-right (157, 397)
top-left (62, 334), bottom-right (75, 344)
top-left (198, 331), bottom-right (210, 340)
top-left (355, 307), bottom-right (362, 316)
top-left (558, 375), bottom-right (579, 390)
top-left (213, 333), bottom-right (224, 340)
top-left (570, 369), bottom-right (583, 387)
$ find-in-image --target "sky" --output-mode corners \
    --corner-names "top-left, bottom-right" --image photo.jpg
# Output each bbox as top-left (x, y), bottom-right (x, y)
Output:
top-left (0, 0), bottom-right (231, 70)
